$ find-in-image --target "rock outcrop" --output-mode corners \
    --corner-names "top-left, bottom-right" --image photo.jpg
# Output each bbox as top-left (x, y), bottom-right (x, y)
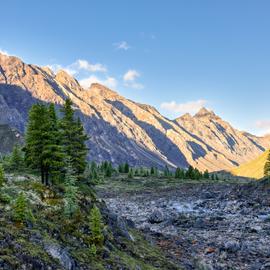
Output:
top-left (0, 52), bottom-right (269, 171)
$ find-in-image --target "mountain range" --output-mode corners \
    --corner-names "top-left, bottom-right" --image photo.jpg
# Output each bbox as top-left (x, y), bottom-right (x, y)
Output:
top-left (0, 52), bottom-right (269, 172)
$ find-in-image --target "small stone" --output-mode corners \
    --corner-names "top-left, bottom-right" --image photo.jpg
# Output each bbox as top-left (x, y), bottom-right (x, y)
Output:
top-left (148, 209), bottom-right (164, 224)
top-left (223, 240), bottom-right (241, 253)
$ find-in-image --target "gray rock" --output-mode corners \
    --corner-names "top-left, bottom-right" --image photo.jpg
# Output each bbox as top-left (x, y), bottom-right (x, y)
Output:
top-left (148, 209), bottom-right (164, 224)
top-left (222, 240), bottom-right (241, 253)
top-left (44, 243), bottom-right (75, 270)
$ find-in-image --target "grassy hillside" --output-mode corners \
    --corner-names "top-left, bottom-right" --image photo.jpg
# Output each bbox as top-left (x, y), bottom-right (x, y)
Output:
top-left (231, 150), bottom-right (269, 179)
top-left (0, 173), bottom-right (180, 270)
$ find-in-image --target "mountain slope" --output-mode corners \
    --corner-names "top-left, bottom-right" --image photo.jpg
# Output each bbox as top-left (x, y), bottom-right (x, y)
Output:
top-left (0, 52), bottom-right (269, 171)
top-left (231, 149), bottom-right (270, 179)
top-left (0, 124), bottom-right (23, 155)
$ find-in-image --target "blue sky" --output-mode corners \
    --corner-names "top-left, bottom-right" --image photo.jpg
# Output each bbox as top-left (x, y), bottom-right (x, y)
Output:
top-left (1, 0), bottom-right (270, 135)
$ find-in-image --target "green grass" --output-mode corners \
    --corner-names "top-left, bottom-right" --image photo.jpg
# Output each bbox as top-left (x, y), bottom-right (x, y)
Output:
top-left (96, 174), bottom-right (248, 195)
top-left (232, 150), bottom-right (269, 179)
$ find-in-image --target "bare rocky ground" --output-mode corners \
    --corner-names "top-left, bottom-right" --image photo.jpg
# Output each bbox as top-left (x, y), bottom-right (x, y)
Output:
top-left (98, 178), bottom-right (270, 270)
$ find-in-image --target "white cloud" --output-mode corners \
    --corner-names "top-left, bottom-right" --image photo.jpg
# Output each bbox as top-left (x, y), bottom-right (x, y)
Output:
top-left (256, 120), bottom-right (270, 135)
top-left (75, 59), bottom-right (107, 72)
top-left (123, 69), bottom-right (144, 89)
top-left (79, 75), bottom-right (117, 89)
top-left (123, 69), bottom-right (140, 81)
top-left (161, 99), bottom-right (208, 115)
top-left (0, 49), bottom-right (9, 56)
top-left (46, 59), bottom-right (107, 76)
top-left (114, 41), bottom-right (130, 50)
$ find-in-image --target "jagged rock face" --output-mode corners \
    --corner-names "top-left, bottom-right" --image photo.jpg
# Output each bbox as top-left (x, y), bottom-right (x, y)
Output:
top-left (0, 52), bottom-right (269, 171)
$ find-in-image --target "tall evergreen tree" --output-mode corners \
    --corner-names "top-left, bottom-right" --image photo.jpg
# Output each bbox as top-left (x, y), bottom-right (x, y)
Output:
top-left (124, 162), bottom-right (129, 173)
top-left (43, 104), bottom-right (64, 184)
top-left (60, 99), bottom-right (88, 175)
top-left (24, 104), bottom-right (51, 185)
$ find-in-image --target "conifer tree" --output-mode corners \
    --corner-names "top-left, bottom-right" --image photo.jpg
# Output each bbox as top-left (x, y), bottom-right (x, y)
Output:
top-left (163, 165), bottom-right (170, 177)
top-left (42, 104), bottom-right (64, 184)
top-left (10, 144), bottom-right (24, 172)
top-left (64, 162), bottom-right (78, 217)
top-left (128, 168), bottom-right (134, 179)
top-left (0, 164), bottom-right (5, 187)
top-left (186, 165), bottom-right (195, 179)
top-left (175, 167), bottom-right (184, 179)
top-left (105, 162), bottom-right (113, 177)
top-left (13, 192), bottom-right (34, 224)
top-left (60, 99), bottom-right (88, 175)
top-left (24, 104), bottom-right (51, 185)
top-left (124, 162), bottom-right (129, 173)
top-left (150, 167), bottom-right (155, 175)
top-left (203, 170), bottom-right (210, 179)
top-left (89, 204), bottom-right (104, 246)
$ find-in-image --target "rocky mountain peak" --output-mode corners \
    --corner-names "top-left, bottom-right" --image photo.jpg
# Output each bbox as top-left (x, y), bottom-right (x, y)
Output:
top-left (55, 70), bottom-right (82, 92)
top-left (177, 113), bottom-right (193, 121)
top-left (88, 83), bottom-right (119, 99)
top-left (194, 107), bottom-right (217, 118)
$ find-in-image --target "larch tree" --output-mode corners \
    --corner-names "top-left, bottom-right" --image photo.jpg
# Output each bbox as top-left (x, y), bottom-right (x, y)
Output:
top-left (60, 99), bottom-right (88, 176)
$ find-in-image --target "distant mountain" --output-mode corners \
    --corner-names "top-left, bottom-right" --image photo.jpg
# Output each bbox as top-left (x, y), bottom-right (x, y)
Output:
top-left (0, 52), bottom-right (269, 171)
top-left (231, 149), bottom-right (269, 179)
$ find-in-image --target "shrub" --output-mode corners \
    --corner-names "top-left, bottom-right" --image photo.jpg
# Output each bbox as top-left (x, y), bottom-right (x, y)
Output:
top-left (13, 192), bottom-right (34, 224)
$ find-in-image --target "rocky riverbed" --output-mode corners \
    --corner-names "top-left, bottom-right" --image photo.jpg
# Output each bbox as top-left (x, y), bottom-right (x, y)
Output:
top-left (99, 180), bottom-right (270, 270)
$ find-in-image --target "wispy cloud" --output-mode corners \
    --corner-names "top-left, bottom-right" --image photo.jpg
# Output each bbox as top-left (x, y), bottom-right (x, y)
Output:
top-left (79, 75), bottom-right (117, 89)
top-left (123, 69), bottom-right (140, 81)
top-left (75, 59), bottom-right (107, 72)
top-left (114, 41), bottom-right (130, 50)
top-left (123, 69), bottom-right (144, 89)
top-left (161, 100), bottom-right (208, 115)
top-left (0, 48), bottom-right (9, 56)
top-left (46, 59), bottom-right (107, 75)
top-left (255, 120), bottom-right (270, 135)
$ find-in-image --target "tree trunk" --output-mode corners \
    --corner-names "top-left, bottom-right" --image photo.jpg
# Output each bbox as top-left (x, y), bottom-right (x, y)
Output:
top-left (45, 170), bottom-right (49, 186)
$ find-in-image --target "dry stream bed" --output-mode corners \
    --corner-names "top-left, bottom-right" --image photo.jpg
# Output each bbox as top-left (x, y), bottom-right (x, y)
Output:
top-left (97, 178), bottom-right (270, 270)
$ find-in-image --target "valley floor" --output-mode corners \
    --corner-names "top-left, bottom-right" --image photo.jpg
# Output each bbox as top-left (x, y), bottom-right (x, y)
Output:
top-left (97, 177), bottom-right (270, 270)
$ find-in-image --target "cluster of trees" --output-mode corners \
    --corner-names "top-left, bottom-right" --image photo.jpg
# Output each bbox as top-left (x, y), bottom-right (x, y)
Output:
top-left (24, 99), bottom-right (88, 186)
top-left (85, 160), bottom-right (219, 181)
top-left (174, 166), bottom-right (214, 180)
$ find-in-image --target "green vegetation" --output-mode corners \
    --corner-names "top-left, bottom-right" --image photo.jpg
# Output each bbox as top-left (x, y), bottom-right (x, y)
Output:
top-left (264, 151), bottom-right (270, 177)
top-left (63, 161), bottom-right (79, 217)
top-left (0, 164), bottom-right (5, 187)
top-left (0, 100), bottom-right (180, 269)
top-left (89, 204), bottom-right (104, 248)
top-left (13, 192), bottom-right (34, 225)
top-left (232, 149), bottom-right (270, 179)
top-left (24, 100), bottom-right (87, 185)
